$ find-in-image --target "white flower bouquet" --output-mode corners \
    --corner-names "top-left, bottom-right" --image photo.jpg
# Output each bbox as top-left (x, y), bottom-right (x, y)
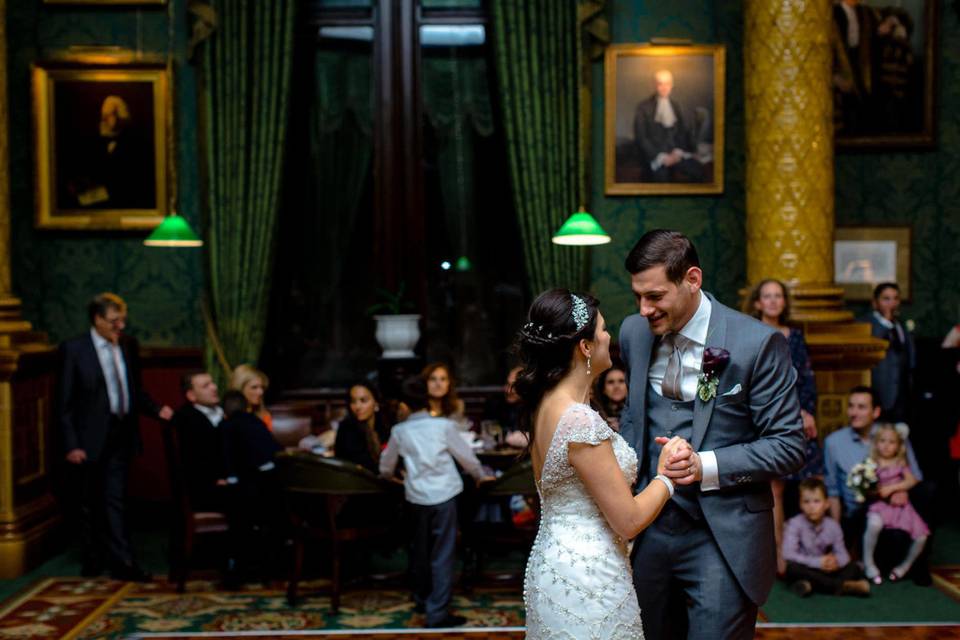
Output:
top-left (846, 457), bottom-right (879, 503)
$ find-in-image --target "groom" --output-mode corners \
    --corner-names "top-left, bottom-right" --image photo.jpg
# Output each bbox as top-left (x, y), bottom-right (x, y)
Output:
top-left (619, 230), bottom-right (804, 640)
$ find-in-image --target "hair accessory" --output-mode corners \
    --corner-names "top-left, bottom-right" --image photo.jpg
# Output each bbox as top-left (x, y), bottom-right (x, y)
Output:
top-left (571, 294), bottom-right (589, 331)
top-left (893, 422), bottom-right (910, 441)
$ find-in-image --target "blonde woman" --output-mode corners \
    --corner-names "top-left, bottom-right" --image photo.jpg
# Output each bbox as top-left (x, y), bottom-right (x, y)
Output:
top-left (230, 364), bottom-right (273, 431)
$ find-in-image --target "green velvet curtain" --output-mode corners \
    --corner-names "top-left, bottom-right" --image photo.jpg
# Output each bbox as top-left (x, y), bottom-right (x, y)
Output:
top-left (491, 0), bottom-right (585, 294)
top-left (200, 0), bottom-right (296, 376)
top-left (309, 48), bottom-right (373, 308)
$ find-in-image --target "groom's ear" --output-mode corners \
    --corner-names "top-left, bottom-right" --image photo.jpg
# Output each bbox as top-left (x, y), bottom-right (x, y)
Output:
top-left (684, 266), bottom-right (703, 292)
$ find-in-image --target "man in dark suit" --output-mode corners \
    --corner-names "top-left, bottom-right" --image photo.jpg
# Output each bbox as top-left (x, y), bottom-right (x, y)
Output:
top-left (633, 69), bottom-right (704, 183)
top-left (619, 230), bottom-right (804, 639)
top-left (861, 282), bottom-right (914, 421)
top-left (173, 371), bottom-right (230, 511)
top-left (59, 292), bottom-right (173, 581)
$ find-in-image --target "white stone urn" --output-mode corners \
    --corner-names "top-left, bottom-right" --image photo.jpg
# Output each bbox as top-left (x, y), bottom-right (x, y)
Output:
top-left (374, 314), bottom-right (421, 358)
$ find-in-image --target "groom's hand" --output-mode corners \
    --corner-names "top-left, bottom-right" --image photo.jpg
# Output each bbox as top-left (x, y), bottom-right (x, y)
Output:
top-left (656, 437), bottom-right (702, 485)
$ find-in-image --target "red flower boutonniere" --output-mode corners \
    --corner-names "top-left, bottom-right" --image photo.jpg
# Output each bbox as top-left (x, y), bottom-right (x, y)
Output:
top-left (697, 347), bottom-right (730, 402)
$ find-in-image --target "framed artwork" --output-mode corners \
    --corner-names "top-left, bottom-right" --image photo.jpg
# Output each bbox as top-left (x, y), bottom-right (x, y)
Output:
top-left (834, 226), bottom-right (911, 301)
top-left (833, 0), bottom-right (938, 149)
top-left (32, 60), bottom-right (170, 230)
top-left (604, 43), bottom-right (725, 196)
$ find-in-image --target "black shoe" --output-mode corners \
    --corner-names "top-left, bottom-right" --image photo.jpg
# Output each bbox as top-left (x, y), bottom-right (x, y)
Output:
top-left (413, 603), bottom-right (425, 614)
top-left (427, 614), bottom-right (466, 628)
top-left (110, 564), bottom-right (152, 582)
top-left (790, 579), bottom-right (813, 597)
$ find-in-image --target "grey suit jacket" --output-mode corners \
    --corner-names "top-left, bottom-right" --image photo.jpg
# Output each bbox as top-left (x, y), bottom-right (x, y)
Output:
top-left (619, 292), bottom-right (804, 605)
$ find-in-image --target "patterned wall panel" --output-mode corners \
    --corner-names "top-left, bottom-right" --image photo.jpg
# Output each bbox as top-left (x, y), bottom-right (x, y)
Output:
top-left (589, 1), bottom-right (747, 338)
top-left (5, 1), bottom-right (203, 346)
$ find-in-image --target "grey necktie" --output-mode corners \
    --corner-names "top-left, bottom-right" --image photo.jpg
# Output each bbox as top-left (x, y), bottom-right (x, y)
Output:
top-left (661, 334), bottom-right (685, 401)
top-left (110, 344), bottom-right (129, 418)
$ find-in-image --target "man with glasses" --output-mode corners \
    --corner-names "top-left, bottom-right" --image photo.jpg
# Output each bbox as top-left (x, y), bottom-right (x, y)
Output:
top-left (58, 292), bottom-right (173, 581)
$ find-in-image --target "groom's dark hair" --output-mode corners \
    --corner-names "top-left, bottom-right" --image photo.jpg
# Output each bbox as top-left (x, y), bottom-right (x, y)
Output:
top-left (624, 229), bottom-right (700, 283)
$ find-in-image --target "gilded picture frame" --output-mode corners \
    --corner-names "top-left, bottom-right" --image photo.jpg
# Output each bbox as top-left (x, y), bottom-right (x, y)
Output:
top-left (43, 1), bottom-right (165, 5)
top-left (833, 0), bottom-right (938, 149)
top-left (604, 44), bottom-right (725, 196)
top-left (834, 226), bottom-right (911, 301)
top-left (32, 60), bottom-right (170, 230)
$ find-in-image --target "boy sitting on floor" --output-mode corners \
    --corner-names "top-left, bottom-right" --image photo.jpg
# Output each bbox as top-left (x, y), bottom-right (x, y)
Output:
top-left (783, 478), bottom-right (871, 597)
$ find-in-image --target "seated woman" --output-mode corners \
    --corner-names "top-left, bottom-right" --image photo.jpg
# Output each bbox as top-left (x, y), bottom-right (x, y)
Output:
top-left (334, 382), bottom-right (393, 473)
top-left (593, 362), bottom-right (628, 431)
top-left (746, 278), bottom-right (822, 575)
top-left (230, 364), bottom-right (273, 432)
top-left (422, 362), bottom-right (469, 429)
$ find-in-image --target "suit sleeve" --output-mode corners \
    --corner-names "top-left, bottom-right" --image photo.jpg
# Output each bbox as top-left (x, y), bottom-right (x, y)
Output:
top-left (57, 343), bottom-right (81, 452)
top-left (617, 320), bottom-right (636, 448)
top-left (712, 330), bottom-right (805, 488)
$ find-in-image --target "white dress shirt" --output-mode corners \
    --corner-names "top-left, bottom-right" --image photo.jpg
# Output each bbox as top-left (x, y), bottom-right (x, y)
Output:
top-left (647, 293), bottom-right (720, 491)
top-left (90, 328), bottom-right (129, 417)
top-left (380, 411), bottom-right (485, 506)
top-left (872, 310), bottom-right (905, 344)
top-left (840, 2), bottom-right (860, 48)
top-left (193, 403), bottom-right (224, 427)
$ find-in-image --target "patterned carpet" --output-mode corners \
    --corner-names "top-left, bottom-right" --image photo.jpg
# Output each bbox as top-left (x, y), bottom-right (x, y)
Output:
top-left (0, 578), bottom-right (524, 639)
top-left (933, 565), bottom-right (960, 603)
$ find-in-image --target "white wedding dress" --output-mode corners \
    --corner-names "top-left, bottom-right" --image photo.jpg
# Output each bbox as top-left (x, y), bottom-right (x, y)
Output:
top-left (524, 403), bottom-right (644, 639)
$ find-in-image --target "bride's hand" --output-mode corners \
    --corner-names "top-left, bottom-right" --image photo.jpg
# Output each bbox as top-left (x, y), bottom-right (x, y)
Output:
top-left (656, 436), bottom-right (702, 485)
top-left (654, 436), bottom-right (688, 476)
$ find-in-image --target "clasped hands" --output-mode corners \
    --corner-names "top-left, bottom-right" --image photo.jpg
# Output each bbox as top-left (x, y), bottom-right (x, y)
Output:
top-left (654, 435), bottom-right (702, 486)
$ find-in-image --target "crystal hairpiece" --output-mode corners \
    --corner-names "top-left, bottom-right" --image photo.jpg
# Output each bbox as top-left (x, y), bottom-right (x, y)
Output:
top-left (570, 294), bottom-right (588, 331)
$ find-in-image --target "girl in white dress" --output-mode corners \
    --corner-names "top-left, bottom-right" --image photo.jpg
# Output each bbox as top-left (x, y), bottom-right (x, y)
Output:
top-left (515, 289), bottom-right (686, 639)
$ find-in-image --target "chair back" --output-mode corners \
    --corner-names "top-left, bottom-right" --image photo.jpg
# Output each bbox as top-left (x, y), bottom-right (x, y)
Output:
top-left (481, 458), bottom-right (536, 497)
top-left (276, 451), bottom-right (395, 496)
top-left (160, 424), bottom-right (194, 518)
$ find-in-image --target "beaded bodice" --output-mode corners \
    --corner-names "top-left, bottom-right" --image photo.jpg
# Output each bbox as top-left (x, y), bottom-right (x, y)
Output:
top-left (524, 403), bottom-right (644, 639)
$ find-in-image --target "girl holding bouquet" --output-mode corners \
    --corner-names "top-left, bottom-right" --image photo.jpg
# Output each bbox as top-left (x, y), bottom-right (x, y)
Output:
top-left (862, 423), bottom-right (930, 584)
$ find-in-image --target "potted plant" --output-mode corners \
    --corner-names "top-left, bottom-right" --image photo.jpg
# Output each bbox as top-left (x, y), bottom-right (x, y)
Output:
top-left (367, 283), bottom-right (421, 359)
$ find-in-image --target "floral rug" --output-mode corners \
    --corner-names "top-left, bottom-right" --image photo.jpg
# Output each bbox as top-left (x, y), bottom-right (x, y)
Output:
top-left (0, 578), bottom-right (525, 639)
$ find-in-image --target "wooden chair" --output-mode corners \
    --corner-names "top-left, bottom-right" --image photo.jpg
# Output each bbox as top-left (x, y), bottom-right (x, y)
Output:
top-left (160, 424), bottom-right (230, 593)
top-left (275, 451), bottom-right (400, 611)
top-left (463, 458), bottom-right (539, 586)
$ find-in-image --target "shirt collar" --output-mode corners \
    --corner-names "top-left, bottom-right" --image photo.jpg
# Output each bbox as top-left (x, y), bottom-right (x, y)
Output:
top-left (193, 403), bottom-right (225, 426)
top-left (872, 310), bottom-right (895, 329)
top-left (678, 292), bottom-right (711, 346)
top-left (90, 327), bottom-right (114, 350)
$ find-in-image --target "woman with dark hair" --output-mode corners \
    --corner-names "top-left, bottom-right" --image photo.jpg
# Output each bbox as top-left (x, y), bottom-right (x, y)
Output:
top-left (593, 363), bottom-right (628, 431)
top-left (746, 278), bottom-right (822, 574)
top-left (421, 362), bottom-right (468, 428)
top-left (334, 382), bottom-right (392, 472)
top-left (516, 288), bottom-right (685, 639)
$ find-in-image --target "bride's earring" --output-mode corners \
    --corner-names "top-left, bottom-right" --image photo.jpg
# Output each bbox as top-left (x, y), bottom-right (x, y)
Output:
top-left (586, 356), bottom-right (592, 375)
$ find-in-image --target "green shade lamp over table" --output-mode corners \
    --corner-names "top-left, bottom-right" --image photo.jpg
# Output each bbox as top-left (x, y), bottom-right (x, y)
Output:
top-left (551, 207), bottom-right (611, 246)
top-left (144, 213), bottom-right (203, 248)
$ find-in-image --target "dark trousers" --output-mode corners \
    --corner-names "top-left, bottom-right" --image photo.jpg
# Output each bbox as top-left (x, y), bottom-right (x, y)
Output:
top-left (633, 501), bottom-right (758, 640)
top-left (71, 418), bottom-right (135, 570)
top-left (785, 561), bottom-right (863, 594)
top-left (409, 498), bottom-right (457, 626)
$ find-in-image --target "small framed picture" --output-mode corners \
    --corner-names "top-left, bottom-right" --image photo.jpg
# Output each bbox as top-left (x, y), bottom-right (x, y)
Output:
top-left (834, 226), bottom-right (911, 301)
top-left (32, 60), bottom-right (170, 230)
top-left (604, 43), bottom-right (725, 195)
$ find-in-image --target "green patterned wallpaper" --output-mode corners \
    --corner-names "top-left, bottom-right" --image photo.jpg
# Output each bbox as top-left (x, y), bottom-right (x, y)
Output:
top-left (834, 2), bottom-right (960, 338)
top-left (588, 1), bottom-right (747, 339)
top-left (589, 0), bottom-right (960, 340)
top-left (6, 1), bottom-right (203, 346)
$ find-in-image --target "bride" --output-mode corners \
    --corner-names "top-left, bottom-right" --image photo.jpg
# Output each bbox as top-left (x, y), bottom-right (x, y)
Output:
top-left (515, 289), bottom-right (686, 639)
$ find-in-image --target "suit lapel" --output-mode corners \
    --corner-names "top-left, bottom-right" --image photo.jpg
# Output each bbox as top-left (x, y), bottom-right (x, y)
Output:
top-left (83, 333), bottom-right (108, 389)
top-left (633, 328), bottom-right (656, 457)
top-left (692, 294), bottom-right (726, 451)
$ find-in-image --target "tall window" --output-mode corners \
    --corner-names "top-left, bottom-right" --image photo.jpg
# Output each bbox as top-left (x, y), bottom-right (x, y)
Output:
top-left (264, 0), bottom-right (525, 388)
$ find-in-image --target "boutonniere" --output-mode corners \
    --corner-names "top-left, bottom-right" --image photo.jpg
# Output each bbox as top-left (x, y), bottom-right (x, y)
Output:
top-left (697, 347), bottom-right (730, 402)
top-left (905, 319), bottom-right (916, 333)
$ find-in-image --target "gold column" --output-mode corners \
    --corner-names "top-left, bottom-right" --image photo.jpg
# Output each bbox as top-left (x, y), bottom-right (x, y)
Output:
top-left (0, 0), bottom-right (60, 578)
top-left (743, 0), bottom-right (885, 436)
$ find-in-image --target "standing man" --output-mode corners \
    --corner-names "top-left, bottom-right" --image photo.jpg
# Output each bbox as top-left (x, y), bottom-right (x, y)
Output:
top-left (633, 70), bottom-right (704, 183)
top-left (862, 282), bottom-right (914, 421)
top-left (619, 230), bottom-right (804, 639)
top-left (59, 292), bottom-right (173, 581)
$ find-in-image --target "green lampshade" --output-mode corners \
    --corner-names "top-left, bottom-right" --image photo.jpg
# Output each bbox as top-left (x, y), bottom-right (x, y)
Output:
top-left (551, 209), bottom-right (610, 246)
top-left (144, 214), bottom-right (203, 247)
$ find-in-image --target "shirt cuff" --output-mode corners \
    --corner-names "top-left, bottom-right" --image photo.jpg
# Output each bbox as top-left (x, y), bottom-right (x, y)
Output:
top-left (651, 153), bottom-right (668, 171)
top-left (699, 450), bottom-right (719, 492)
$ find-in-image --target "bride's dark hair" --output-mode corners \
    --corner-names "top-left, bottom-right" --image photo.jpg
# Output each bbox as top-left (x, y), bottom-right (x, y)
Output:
top-left (513, 288), bottom-right (600, 451)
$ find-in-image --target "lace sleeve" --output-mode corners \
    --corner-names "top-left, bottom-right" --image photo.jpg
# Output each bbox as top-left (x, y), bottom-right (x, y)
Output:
top-left (558, 403), bottom-right (612, 447)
